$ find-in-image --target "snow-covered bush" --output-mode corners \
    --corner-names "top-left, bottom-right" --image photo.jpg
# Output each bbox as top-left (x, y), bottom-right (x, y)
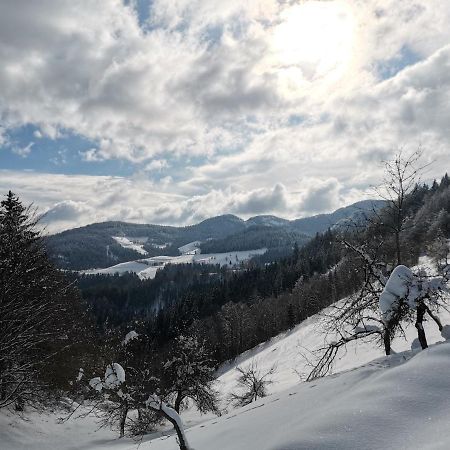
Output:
top-left (228, 361), bottom-right (276, 407)
top-left (87, 362), bottom-right (191, 450)
top-left (379, 264), bottom-right (448, 351)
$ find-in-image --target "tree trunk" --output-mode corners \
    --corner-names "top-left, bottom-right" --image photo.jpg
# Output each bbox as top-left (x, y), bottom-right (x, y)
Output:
top-left (425, 305), bottom-right (443, 331)
top-left (119, 402), bottom-right (128, 438)
top-left (161, 410), bottom-right (190, 450)
top-left (416, 304), bottom-right (428, 350)
top-left (174, 391), bottom-right (183, 413)
top-left (383, 329), bottom-right (391, 356)
top-left (395, 231), bottom-right (401, 266)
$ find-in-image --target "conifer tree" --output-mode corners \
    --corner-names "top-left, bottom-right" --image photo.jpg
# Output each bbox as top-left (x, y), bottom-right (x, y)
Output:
top-left (0, 191), bottom-right (89, 409)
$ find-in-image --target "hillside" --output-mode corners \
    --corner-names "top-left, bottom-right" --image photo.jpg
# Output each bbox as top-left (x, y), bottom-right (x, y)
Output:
top-left (155, 340), bottom-right (450, 450)
top-left (45, 200), bottom-right (382, 270)
top-left (2, 271), bottom-right (450, 450)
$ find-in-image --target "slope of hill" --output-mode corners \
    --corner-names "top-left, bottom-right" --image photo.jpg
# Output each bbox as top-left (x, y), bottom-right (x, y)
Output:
top-left (290, 199), bottom-right (385, 235)
top-left (2, 293), bottom-right (450, 450)
top-left (154, 340), bottom-right (450, 450)
top-left (45, 200), bottom-right (382, 270)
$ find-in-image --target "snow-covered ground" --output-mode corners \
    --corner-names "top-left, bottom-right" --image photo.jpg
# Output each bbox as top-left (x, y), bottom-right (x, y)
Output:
top-left (3, 257), bottom-right (450, 449)
top-left (3, 337), bottom-right (450, 450)
top-left (178, 241), bottom-right (201, 255)
top-left (82, 248), bottom-right (267, 280)
top-left (112, 236), bottom-right (149, 256)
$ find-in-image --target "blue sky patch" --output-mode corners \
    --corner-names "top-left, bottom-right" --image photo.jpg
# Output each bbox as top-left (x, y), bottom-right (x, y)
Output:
top-left (376, 45), bottom-right (421, 80)
top-left (0, 125), bottom-right (135, 177)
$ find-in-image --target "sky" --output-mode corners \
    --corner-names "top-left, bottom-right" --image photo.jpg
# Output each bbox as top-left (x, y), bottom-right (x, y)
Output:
top-left (1, 0), bottom-right (450, 233)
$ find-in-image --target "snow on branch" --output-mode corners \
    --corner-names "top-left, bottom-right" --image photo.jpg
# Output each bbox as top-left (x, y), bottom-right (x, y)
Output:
top-left (380, 264), bottom-right (449, 321)
top-left (88, 362), bottom-right (191, 450)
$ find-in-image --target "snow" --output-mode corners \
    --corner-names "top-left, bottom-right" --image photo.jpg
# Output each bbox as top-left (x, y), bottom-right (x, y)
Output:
top-left (0, 406), bottom-right (114, 450)
top-left (76, 368), bottom-right (84, 382)
top-left (122, 331), bottom-right (138, 345)
top-left (5, 341), bottom-right (450, 450)
top-left (178, 241), bottom-right (201, 255)
top-left (88, 377), bottom-right (103, 392)
top-left (112, 236), bottom-right (148, 256)
top-left (146, 394), bottom-right (189, 447)
top-left (3, 258), bottom-right (450, 450)
top-left (82, 248), bottom-right (267, 280)
top-left (104, 363), bottom-right (125, 388)
top-left (379, 264), bottom-right (415, 319)
top-left (149, 342), bottom-right (450, 450)
top-left (380, 263), bottom-right (449, 320)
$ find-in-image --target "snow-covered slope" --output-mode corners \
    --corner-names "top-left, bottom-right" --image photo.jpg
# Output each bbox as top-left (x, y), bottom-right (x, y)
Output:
top-left (216, 256), bottom-right (450, 396)
top-left (178, 241), bottom-right (201, 255)
top-left (3, 258), bottom-right (450, 450)
top-left (151, 340), bottom-right (450, 450)
top-left (3, 339), bottom-right (450, 450)
top-left (112, 236), bottom-right (149, 256)
top-left (82, 248), bottom-right (267, 280)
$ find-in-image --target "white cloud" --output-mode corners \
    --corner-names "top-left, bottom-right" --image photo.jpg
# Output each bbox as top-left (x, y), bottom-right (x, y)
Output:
top-left (80, 148), bottom-right (103, 162)
top-left (11, 142), bottom-right (33, 158)
top-left (0, 170), bottom-right (370, 233)
top-left (145, 159), bottom-right (169, 172)
top-left (1, 1), bottom-right (450, 230)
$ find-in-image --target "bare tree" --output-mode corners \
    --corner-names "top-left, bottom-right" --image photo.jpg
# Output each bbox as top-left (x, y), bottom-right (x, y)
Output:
top-left (306, 150), bottom-right (446, 380)
top-left (228, 361), bottom-right (276, 407)
top-left (306, 243), bottom-right (386, 380)
top-left (374, 148), bottom-right (429, 265)
top-left (161, 334), bottom-right (221, 415)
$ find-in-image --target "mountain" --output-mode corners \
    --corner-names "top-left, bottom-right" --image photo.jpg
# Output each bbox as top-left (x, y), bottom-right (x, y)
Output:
top-left (246, 215), bottom-right (290, 227)
top-left (290, 199), bottom-right (385, 235)
top-left (45, 200), bottom-right (383, 270)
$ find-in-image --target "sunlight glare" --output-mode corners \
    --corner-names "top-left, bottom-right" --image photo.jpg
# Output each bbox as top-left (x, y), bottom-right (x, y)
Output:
top-left (272, 1), bottom-right (355, 86)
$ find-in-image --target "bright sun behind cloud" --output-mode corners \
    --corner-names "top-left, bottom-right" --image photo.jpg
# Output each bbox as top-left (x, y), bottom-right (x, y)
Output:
top-left (270, 1), bottom-right (355, 91)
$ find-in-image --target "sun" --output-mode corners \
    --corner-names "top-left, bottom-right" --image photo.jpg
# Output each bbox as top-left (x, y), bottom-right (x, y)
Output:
top-left (270, 1), bottom-right (355, 87)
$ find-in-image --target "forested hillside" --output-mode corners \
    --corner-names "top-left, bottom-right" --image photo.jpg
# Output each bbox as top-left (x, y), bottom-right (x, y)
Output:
top-left (68, 176), bottom-right (450, 368)
top-left (46, 200), bottom-right (382, 270)
top-left (76, 173), bottom-right (450, 366)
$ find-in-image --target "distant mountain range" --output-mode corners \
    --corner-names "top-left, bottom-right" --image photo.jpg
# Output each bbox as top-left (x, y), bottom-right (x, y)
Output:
top-left (45, 200), bottom-right (384, 270)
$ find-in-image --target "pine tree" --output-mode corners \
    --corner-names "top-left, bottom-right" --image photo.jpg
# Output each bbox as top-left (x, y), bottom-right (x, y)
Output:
top-left (0, 191), bottom-right (90, 409)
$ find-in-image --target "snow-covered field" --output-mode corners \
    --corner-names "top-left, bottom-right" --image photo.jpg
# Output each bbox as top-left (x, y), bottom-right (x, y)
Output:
top-left (83, 248), bottom-right (267, 280)
top-left (112, 236), bottom-right (149, 256)
top-left (178, 241), bottom-right (201, 255)
top-left (3, 257), bottom-right (450, 449)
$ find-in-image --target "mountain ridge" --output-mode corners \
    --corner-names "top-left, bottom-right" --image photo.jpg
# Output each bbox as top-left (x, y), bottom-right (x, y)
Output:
top-left (45, 199), bottom-right (384, 270)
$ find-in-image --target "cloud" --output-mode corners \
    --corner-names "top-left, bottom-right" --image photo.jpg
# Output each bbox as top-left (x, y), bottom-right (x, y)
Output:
top-left (1, 1), bottom-right (450, 231)
top-left (80, 148), bottom-right (103, 162)
top-left (0, 126), bottom-right (9, 147)
top-left (11, 142), bottom-right (33, 157)
top-left (6, 0), bottom-right (448, 163)
top-left (299, 178), bottom-right (341, 214)
top-left (40, 200), bottom-right (94, 225)
top-left (0, 170), bottom-right (366, 233)
top-left (145, 159), bottom-right (169, 172)
top-left (228, 184), bottom-right (289, 215)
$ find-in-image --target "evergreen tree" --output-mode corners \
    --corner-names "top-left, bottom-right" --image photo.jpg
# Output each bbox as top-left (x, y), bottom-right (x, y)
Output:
top-left (0, 191), bottom-right (90, 409)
